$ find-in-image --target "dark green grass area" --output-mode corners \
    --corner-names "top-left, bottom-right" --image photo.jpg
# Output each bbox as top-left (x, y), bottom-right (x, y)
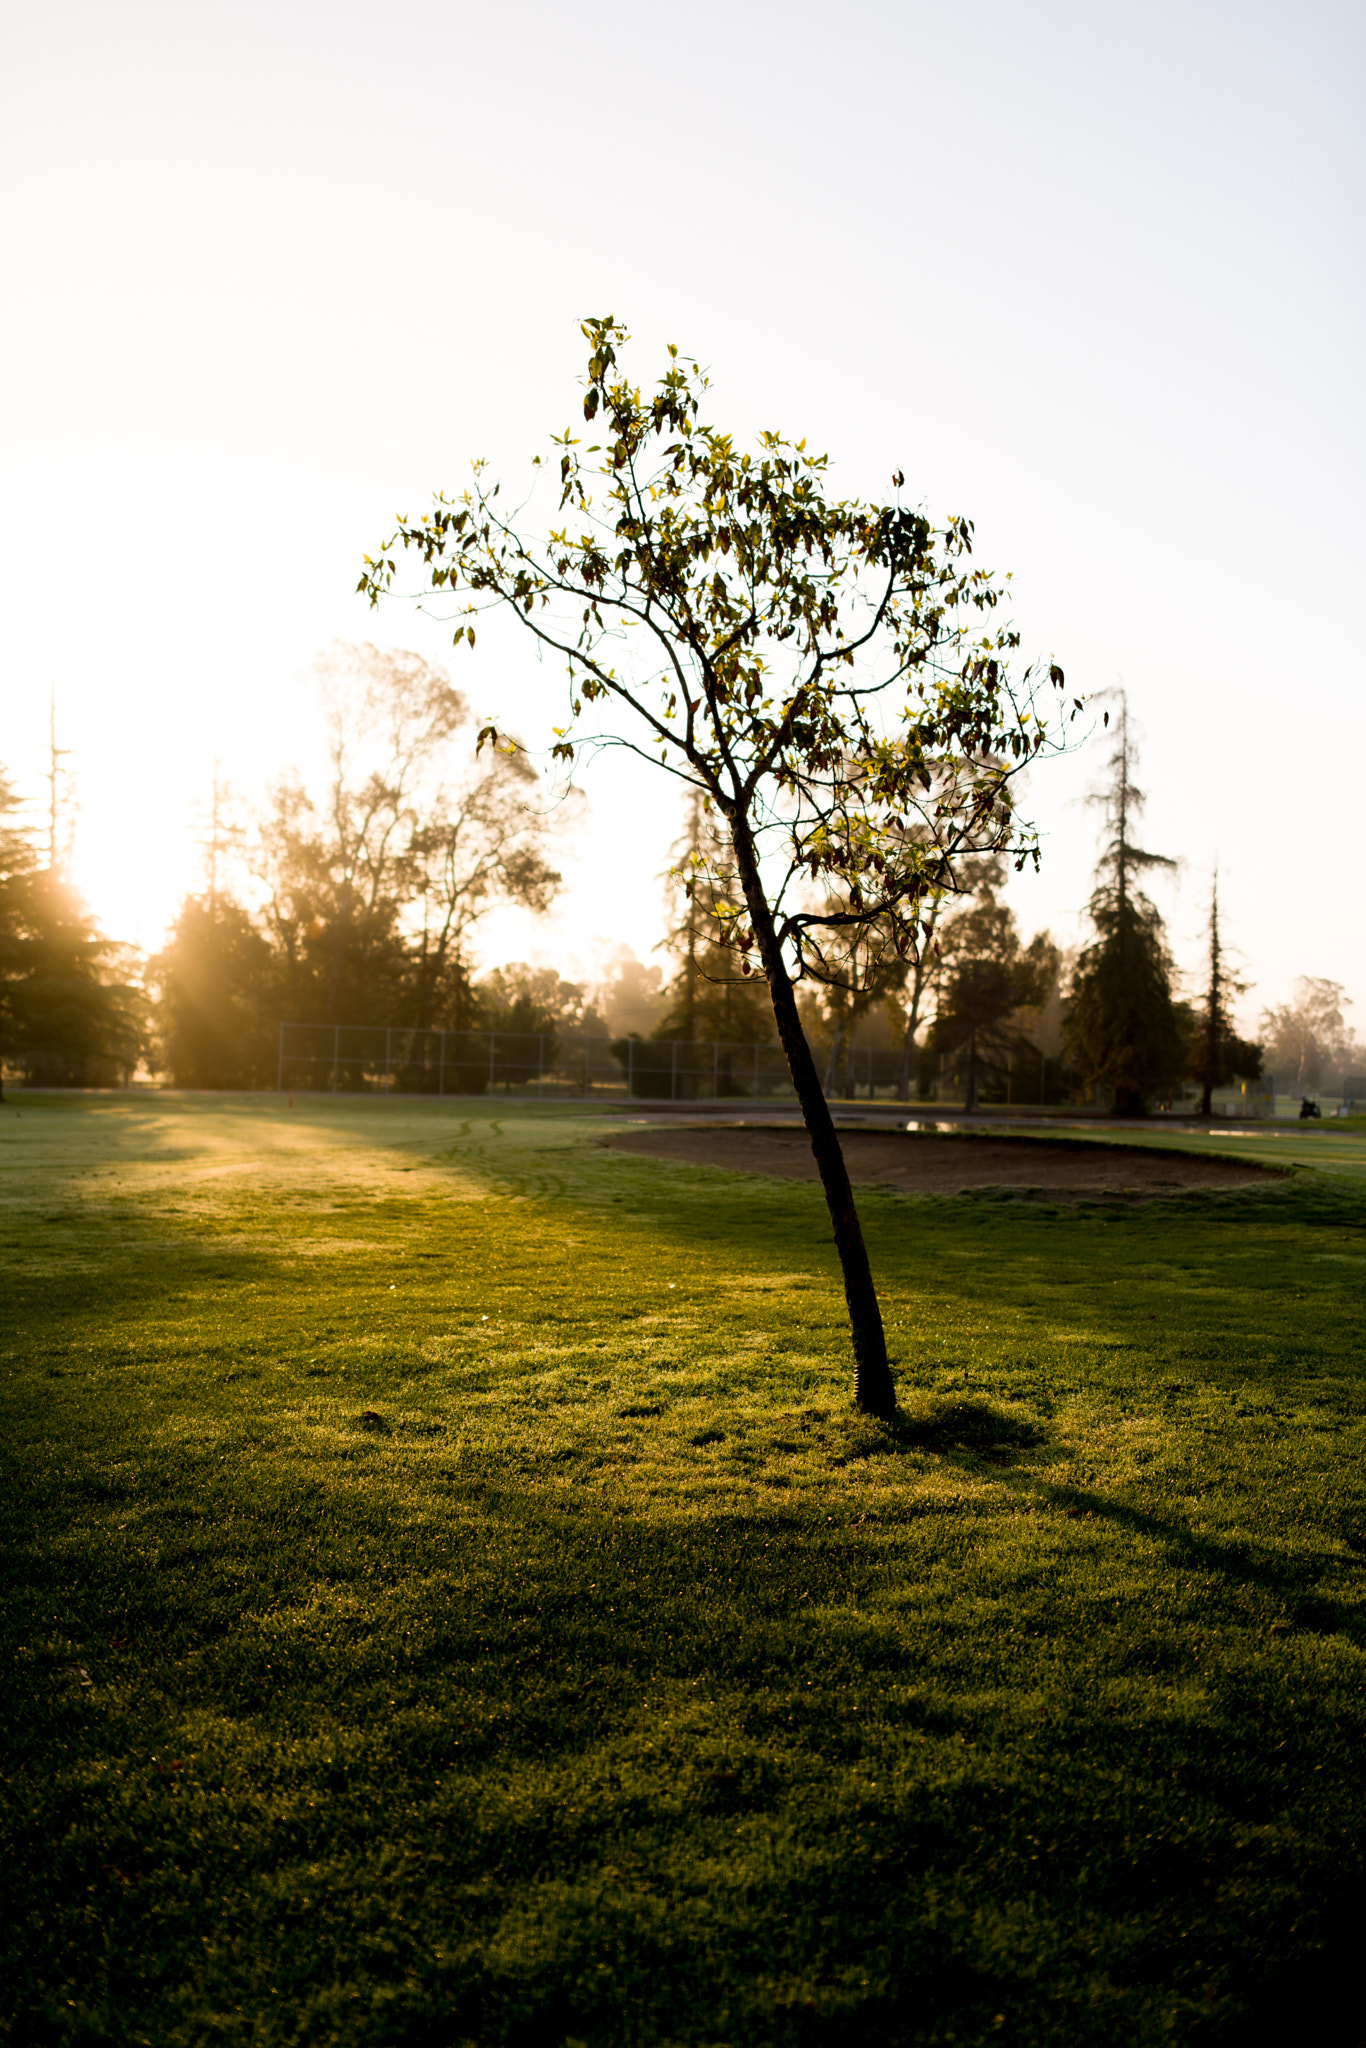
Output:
top-left (3, 1095), bottom-right (1366, 2047)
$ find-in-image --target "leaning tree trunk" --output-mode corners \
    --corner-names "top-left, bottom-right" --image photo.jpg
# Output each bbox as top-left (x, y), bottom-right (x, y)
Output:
top-left (730, 819), bottom-right (897, 1418)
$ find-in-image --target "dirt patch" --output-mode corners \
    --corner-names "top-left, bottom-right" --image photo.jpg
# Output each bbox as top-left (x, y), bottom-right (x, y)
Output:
top-left (601, 1125), bottom-right (1284, 1203)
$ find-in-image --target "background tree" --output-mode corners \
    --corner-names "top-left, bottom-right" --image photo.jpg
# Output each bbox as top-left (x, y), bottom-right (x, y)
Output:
top-left (149, 895), bottom-right (278, 1088)
top-left (0, 766), bottom-right (143, 1089)
top-left (254, 645), bottom-right (464, 1025)
top-left (891, 873), bottom-right (952, 1103)
top-left (198, 760), bottom-right (247, 913)
top-left (919, 861), bottom-right (1058, 1109)
top-left (362, 317), bottom-right (1072, 1414)
top-left (480, 962), bottom-right (589, 1085)
top-left (1064, 699), bottom-right (1185, 1115)
top-left (252, 643), bottom-right (563, 1031)
top-left (655, 792), bottom-right (775, 1055)
top-left (1260, 977), bottom-right (1354, 1096)
top-left (1186, 867), bottom-right (1262, 1115)
top-left (44, 693), bottom-right (78, 873)
top-left (0, 767), bottom-right (41, 1100)
top-left (591, 947), bottom-right (667, 1038)
top-left (799, 897), bottom-right (907, 1099)
top-left (402, 745), bottom-right (564, 1030)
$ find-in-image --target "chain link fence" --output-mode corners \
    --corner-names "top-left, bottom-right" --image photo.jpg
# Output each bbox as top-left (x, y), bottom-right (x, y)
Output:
top-left (276, 1022), bottom-right (806, 1102)
top-left (273, 1022), bottom-right (944, 1103)
top-left (276, 1023), bottom-right (1105, 1106)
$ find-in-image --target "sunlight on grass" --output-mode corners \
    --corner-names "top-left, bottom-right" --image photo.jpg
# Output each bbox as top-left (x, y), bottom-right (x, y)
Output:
top-left (2, 1094), bottom-right (1365, 2044)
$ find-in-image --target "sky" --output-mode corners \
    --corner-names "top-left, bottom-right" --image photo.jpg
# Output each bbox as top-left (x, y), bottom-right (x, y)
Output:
top-left (3, 0), bottom-right (1362, 1027)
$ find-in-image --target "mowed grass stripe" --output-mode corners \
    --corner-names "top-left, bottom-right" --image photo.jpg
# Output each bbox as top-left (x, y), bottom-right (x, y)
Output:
top-left (1, 1093), bottom-right (1365, 2046)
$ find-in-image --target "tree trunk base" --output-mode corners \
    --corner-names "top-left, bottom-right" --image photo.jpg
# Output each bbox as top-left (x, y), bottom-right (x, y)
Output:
top-left (855, 1359), bottom-right (898, 1419)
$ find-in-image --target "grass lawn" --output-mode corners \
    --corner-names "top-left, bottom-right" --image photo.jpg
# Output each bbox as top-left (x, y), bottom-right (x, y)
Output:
top-left (3, 1093), bottom-right (1366, 2047)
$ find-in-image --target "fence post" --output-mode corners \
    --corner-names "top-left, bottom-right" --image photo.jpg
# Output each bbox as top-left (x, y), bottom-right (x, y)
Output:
top-left (333, 1025), bottom-right (340, 1093)
top-left (386, 1026), bottom-right (392, 1094)
top-left (671, 1038), bottom-right (678, 1102)
top-left (277, 1022), bottom-right (284, 1094)
top-left (753, 1042), bottom-right (760, 1101)
top-left (584, 1036), bottom-right (590, 1100)
top-left (489, 1032), bottom-right (496, 1097)
top-left (628, 1037), bottom-right (635, 1099)
top-left (439, 1032), bottom-right (446, 1097)
top-left (537, 1034), bottom-right (544, 1099)
top-left (713, 1038), bottom-right (720, 1101)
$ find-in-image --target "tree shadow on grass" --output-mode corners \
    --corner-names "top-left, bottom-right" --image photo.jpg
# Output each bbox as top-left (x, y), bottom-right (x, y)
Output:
top-left (4, 1425), bottom-right (1366, 2046)
top-left (1008, 1473), bottom-right (1366, 1647)
top-left (807, 1394), bottom-right (1052, 1476)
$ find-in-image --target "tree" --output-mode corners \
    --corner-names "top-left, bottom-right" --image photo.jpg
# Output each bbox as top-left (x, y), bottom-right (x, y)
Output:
top-left (477, 962), bottom-right (589, 1085)
top-left (592, 946), bottom-right (667, 1038)
top-left (403, 744), bottom-right (564, 1030)
top-left (0, 767), bottom-right (143, 1090)
top-left (800, 896), bottom-right (908, 1100)
top-left (254, 643), bottom-right (564, 1031)
top-left (0, 767), bottom-right (41, 1100)
top-left (1186, 868), bottom-right (1262, 1115)
top-left (891, 875), bottom-right (952, 1103)
top-left (919, 863), bottom-right (1058, 1109)
top-left (890, 844), bottom-right (1001, 1104)
top-left (361, 318), bottom-right (1071, 1415)
top-left (1260, 977), bottom-right (1354, 1096)
top-left (1064, 699), bottom-right (1185, 1116)
top-left (149, 894), bottom-right (279, 1088)
top-left (480, 962), bottom-right (588, 1035)
top-left (196, 760), bottom-right (247, 914)
top-left (655, 791), bottom-right (775, 1055)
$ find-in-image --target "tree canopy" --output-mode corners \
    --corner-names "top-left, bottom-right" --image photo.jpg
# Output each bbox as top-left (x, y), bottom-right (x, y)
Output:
top-left (150, 644), bottom-right (568, 1085)
top-left (1260, 977), bottom-right (1355, 1096)
top-left (920, 862), bottom-right (1058, 1111)
top-left (361, 318), bottom-right (1072, 1413)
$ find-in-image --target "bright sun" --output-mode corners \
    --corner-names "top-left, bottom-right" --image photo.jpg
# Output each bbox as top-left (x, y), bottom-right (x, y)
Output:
top-left (70, 799), bottom-right (201, 958)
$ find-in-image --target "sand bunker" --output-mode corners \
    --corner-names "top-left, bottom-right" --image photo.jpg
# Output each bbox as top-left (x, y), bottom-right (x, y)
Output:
top-left (602, 1124), bottom-right (1283, 1203)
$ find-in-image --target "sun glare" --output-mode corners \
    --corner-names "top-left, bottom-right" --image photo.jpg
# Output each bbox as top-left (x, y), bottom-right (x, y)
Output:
top-left (70, 806), bottom-right (199, 959)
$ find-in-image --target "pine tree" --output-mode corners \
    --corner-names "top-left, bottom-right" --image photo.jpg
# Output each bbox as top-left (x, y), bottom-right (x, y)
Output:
top-left (1186, 868), bottom-right (1262, 1116)
top-left (0, 760), bottom-right (143, 1092)
top-left (1065, 699), bottom-right (1186, 1116)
